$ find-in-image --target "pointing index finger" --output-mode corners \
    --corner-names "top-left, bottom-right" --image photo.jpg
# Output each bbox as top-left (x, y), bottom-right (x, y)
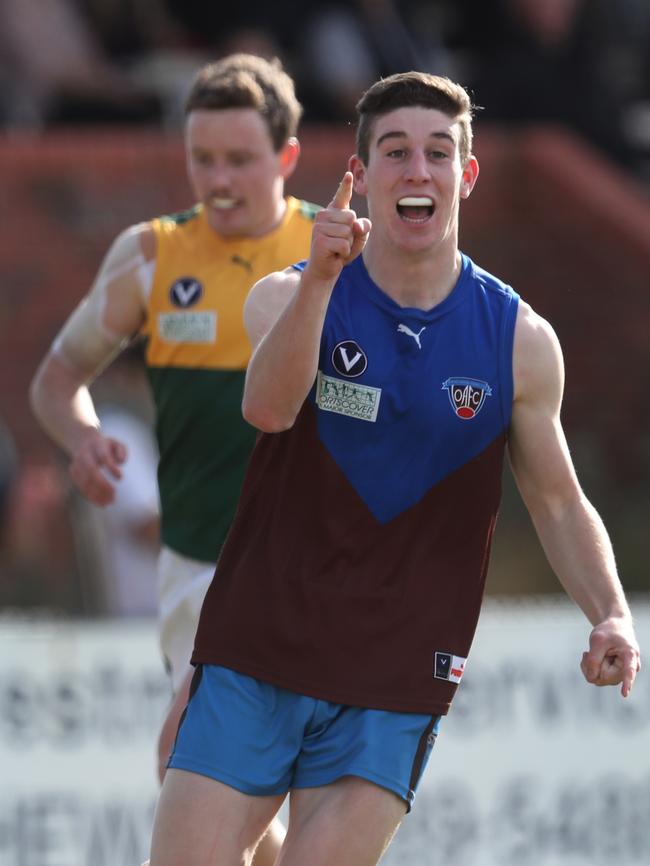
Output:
top-left (621, 651), bottom-right (640, 697)
top-left (329, 171), bottom-right (353, 210)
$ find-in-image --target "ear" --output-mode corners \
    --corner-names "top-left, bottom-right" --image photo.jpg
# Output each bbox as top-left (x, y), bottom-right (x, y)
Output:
top-left (279, 137), bottom-right (300, 180)
top-left (349, 154), bottom-right (367, 196)
top-left (460, 156), bottom-right (479, 200)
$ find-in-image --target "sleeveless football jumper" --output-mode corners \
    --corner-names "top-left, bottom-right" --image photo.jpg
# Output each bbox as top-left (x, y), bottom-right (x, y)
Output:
top-left (193, 253), bottom-right (520, 715)
top-left (141, 198), bottom-right (317, 563)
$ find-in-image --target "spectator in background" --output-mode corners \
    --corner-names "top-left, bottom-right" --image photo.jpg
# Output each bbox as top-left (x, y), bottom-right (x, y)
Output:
top-left (160, 1), bottom-right (297, 58)
top-left (463, 0), bottom-right (650, 177)
top-left (72, 0), bottom-right (211, 130)
top-left (298, 0), bottom-right (450, 122)
top-left (155, 1), bottom-right (303, 126)
top-left (0, 0), bottom-right (163, 127)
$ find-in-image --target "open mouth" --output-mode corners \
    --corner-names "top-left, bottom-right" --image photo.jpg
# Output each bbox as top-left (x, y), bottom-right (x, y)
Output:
top-left (396, 196), bottom-right (434, 223)
top-left (210, 196), bottom-right (239, 210)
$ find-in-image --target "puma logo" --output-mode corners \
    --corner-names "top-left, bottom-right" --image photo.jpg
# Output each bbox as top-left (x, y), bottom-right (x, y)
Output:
top-left (231, 254), bottom-right (253, 273)
top-left (397, 324), bottom-right (426, 349)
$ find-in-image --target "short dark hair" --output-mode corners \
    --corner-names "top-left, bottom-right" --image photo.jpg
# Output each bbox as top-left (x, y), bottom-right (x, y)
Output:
top-left (185, 54), bottom-right (302, 152)
top-left (356, 72), bottom-right (475, 165)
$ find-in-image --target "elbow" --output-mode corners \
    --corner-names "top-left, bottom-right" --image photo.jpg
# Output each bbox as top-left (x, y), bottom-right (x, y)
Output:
top-left (524, 486), bottom-right (585, 529)
top-left (242, 397), bottom-right (296, 433)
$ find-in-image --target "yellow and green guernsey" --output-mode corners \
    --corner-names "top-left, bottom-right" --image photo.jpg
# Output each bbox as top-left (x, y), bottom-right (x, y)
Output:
top-left (142, 197), bottom-right (317, 562)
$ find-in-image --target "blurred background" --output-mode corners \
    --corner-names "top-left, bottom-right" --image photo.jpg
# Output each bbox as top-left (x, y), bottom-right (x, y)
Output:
top-left (1, 0), bottom-right (648, 610)
top-left (0, 1), bottom-right (649, 864)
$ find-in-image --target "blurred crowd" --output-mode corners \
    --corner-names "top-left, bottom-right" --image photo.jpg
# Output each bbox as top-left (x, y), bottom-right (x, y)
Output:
top-left (0, 0), bottom-right (649, 181)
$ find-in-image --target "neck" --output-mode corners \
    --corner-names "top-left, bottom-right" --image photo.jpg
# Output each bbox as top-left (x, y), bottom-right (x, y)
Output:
top-left (362, 237), bottom-right (462, 310)
top-left (254, 194), bottom-right (288, 238)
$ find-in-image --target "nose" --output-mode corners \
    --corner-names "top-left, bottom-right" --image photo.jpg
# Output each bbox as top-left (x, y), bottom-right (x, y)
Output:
top-left (404, 150), bottom-right (431, 183)
top-left (207, 162), bottom-right (232, 191)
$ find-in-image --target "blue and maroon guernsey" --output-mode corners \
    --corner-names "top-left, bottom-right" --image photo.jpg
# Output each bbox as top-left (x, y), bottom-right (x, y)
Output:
top-left (192, 253), bottom-right (520, 715)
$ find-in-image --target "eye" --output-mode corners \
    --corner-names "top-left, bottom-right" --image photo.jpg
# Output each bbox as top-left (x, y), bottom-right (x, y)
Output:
top-left (386, 148), bottom-right (406, 159)
top-left (429, 150), bottom-right (449, 160)
top-left (230, 152), bottom-right (254, 167)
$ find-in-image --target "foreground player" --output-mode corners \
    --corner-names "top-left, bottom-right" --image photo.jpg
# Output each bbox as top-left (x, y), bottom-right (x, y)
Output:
top-left (147, 71), bottom-right (640, 866)
top-left (30, 53), bottom-right (319, 865)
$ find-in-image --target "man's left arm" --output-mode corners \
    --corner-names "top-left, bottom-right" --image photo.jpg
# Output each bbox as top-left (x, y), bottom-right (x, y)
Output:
top-left (508, 302), bottom-right (641, 696)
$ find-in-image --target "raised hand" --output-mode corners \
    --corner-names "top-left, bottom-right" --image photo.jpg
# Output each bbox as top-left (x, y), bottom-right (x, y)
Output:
top-left (307, 171), bottom-right (371, 282)
top-left (69, 428), bottom-right (128, 506)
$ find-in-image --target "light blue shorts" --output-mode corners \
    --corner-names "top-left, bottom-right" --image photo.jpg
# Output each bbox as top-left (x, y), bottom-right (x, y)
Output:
top-left (168, 665), bottom-right (440, 810)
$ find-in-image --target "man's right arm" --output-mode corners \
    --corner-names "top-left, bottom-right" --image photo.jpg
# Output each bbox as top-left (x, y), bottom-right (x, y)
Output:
top-left (30, 223), bottom-right (154, 505)
top-left (242, 171), bottom-right (371, 432)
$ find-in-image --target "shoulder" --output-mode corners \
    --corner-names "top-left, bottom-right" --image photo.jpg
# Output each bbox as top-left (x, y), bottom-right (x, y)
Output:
top-left (93, 221), bottom-right (157, 317)
top-left (244, 266), bottom-right (302, 348)
top-left (155, 204), bottom-right (202, 228)
top-left (106, 221), bottom-right (156, 266)
top-left (464, 256), bottom-right (519, 303)
top-left (246, 265), bottom-right (302, 310)
top-left (513, 301), bottom-right (564, 403)
top-left (286, 196), bottom-right (322, 223)
top-left (148, 205), bottom-right (203, 251)
top-left (515, 301), bottom-right (561, 358)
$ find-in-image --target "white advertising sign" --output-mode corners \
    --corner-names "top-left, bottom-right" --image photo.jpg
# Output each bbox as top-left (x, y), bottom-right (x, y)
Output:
top-left (0, 619), bottom-right (167, 866)
top-left (384, 599), bottom-right (650, 866)
top-left (1, 600), bottom-right (648, 866)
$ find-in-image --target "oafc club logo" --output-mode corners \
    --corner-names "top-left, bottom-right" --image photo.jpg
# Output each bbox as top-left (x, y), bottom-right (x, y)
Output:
top-left (442, 377), bottom-right (492, 419)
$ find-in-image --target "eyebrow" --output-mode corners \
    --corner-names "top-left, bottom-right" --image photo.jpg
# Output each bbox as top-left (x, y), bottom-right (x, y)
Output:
top-left (376, 130), bottom-right (456, 148)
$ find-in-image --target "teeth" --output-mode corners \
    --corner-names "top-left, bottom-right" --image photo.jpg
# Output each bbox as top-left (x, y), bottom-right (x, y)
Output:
top-left (398, 197), bottom-right (433, 206)
top-left (211, 197), bottom-right (237, 209)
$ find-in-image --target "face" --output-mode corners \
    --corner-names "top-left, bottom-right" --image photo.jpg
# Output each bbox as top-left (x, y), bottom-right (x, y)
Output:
top-left (350, 106), bottom-right (478, 255)
top-left (185, 108), bottom-right (299, 238)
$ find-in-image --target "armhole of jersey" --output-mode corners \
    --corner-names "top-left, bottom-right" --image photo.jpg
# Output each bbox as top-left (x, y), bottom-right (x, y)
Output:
top-left (137, 258), bottom-right (156, 304)
top-left (499, 289), bottom-right (520, 434)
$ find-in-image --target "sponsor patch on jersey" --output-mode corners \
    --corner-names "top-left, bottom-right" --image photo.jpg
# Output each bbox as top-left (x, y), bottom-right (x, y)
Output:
top-left (331, 340), bottom-right (368, 377)
top-left (442, 377), bottom-right (492, 419)
top-left (169, 277), bottom-right (203, 308)
top-left (316, 371), bottom-right (381, 422)
top-left (433, 651), bottom-right (466, 684)
top-left (158, 311), bottom-right (216, 343)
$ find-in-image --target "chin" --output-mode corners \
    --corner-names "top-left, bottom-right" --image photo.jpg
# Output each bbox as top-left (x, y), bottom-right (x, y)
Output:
top-left (210, 213), bottom-right (249, 236)
top-left (392, 231), bottom-right (437, 254)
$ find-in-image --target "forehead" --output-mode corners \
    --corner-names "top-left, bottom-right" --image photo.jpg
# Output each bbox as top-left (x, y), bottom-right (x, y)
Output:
top-left (370, 106), bottom-right (460, 151)
top-left (185, 107), bottom-right (274, 151)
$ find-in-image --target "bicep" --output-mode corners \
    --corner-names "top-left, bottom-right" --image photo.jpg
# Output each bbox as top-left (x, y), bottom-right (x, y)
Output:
top-left (508, 305), bottom-right (581, 513)
top-left (243, 267), bottom-right (300, 351)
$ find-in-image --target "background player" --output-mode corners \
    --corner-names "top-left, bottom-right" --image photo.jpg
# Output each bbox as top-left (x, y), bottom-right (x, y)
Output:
top-left (30, 52), bottom-right (319, 865)
top-left (146, 71), bottom-right (640, 866)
